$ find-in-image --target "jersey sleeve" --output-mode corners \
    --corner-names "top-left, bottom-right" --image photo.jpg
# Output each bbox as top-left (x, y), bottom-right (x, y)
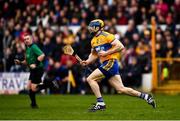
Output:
top-left (106, 33), bottom-right (115, 43)
top-left (32, 44), bottom-right (43, 56)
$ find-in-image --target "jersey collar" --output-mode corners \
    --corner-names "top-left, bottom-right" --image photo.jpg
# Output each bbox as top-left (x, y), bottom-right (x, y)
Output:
top-left (27, 43), bottom-right (34, 47)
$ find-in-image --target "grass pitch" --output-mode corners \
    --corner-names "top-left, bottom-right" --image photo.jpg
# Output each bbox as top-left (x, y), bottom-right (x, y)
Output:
top-left (0, 94), bottom-right (180, 120)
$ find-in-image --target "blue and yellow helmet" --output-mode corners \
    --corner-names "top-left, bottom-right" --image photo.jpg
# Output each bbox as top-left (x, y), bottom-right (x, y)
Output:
top-left (88, 19), bottom-right (104, 33)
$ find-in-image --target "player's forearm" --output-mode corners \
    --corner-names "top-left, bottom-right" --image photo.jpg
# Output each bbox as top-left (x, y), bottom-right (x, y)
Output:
top-left (106, 45), bottom-right (124, 55)
top-left (86, 53), bottom-right (98, 64)
top-left (106, 39), bottom-right (124, 55)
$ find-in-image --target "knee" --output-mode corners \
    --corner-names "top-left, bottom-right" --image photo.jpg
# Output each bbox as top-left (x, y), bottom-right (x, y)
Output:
top-left (87, 77), bottom-right (97, 85)
top-left (31, 85), bottom-right (37, 92)
top-left (86, 77), bottom-right (92, 83)
top-left (31, 87), bottom-right (36, 92)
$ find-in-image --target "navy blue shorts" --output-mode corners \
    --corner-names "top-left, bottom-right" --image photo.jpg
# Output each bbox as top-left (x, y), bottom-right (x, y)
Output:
top-left (98, 59), bottom-right (120, 79)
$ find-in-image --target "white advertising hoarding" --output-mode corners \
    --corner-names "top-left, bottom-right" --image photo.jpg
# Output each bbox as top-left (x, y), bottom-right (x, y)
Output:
top-left (0, 73), bottom-right (29, 94)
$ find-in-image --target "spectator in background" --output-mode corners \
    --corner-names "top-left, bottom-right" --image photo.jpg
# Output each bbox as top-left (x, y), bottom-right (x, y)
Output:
top-left (165, 12), bottom-right (176, 33)
top-left (123, 56), bottom-right (141, 87)
top-left (143, 29), bottom-right (151, 44)
top-left (156, 33), bottom-right (166, 57)
top-left (156, 0), bottom-right (168, 19)
top-left (63, 27), bottom-right (75, 45)
top-left (136, 41), bottom-right (151, 73)
top-left (165, 35), bottom-right (175, 58)
top-left (117, 8), bottom-right (128, 25)
top-left (51, 34), bottom-right (64, 61)
top-left (125, 19), bottom-right (139, 41)
top-left (155, 0), bottom-right (169, 24)
top-left (173, 0), bottom-right (180, 23)
top-left (45, 61), bottom-right (68, 94)
top-left (10, 44), bottom-right (26, 72)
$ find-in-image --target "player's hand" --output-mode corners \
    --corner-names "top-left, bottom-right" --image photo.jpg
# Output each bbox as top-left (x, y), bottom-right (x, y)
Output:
top-left (14, 59), bottom-right (21, 65)
top-left (80, 60), bottom-right (88, 66)
top-left (98, 50), bottom-right (108, 57)
top-left (30, 64), bottom-right (36, 69)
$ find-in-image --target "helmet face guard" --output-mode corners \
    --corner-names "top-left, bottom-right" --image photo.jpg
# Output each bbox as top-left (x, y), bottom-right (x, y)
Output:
top-left (88, 19), bottom-right (104, 34)
top-left (88, 25), bottom-right (100, 34)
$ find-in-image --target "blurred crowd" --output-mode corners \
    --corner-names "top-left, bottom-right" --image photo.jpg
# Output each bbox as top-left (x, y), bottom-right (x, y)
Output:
top-left (0, 0), bottom-right (180, 94)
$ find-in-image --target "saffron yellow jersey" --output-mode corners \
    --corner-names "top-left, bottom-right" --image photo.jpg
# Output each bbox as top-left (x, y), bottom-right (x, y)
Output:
top-left (91, 31), bottom-right (120, 63)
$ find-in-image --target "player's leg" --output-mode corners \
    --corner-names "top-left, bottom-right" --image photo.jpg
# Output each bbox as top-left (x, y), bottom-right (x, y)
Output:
top-left (36, 78), bottom-right (60, 91)
top-left (87, 68), bottom-right (104, 98)
top-left (27, 80), bottom-right (38, 108)
top-left (31, 68), bottom-right (58, 92)
top-left (36, 71), bottom-right (59, 91)
top-left (86, 68), bottom-right (106, 111)
top-left (29, 68), bottom-right (59, 108)
top-left (109, 75), bottom-right (156, 108)
top-left (35, 68), bottom-right (48, 91)
top-left (28, 68), bottom-right (43, 108)
top-left (109, 75), bottom-right (141, 96)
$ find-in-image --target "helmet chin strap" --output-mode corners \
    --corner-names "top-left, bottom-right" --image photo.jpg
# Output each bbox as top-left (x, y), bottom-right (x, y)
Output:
top-left (90, 30), bottom-right (102, 37)
top-left (95, 30), bottom-right (102, 36)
